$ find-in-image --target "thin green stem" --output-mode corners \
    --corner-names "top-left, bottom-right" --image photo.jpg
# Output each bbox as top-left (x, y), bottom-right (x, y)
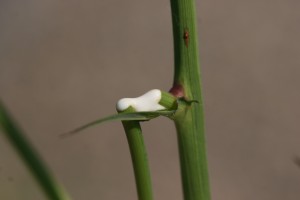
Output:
top-left (170, 0), bottom-right (211, 200)
top-left (0, 101), bottom-right (70, 200)
top-left (120, 109), bottom-right (153, 200)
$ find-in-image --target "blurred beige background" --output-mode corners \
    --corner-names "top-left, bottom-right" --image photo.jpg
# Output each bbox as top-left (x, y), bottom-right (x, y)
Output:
top-left (1, 0), bottom-right (300, 199)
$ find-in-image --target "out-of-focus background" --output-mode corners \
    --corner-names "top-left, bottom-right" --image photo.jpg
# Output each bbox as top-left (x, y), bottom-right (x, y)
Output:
top-left (1, 0), bottom-right (300, 199)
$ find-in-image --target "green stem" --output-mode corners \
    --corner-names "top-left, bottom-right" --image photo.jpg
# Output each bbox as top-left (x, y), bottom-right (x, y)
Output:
top-left (0, 101), bottom-right (70, 200)
top-left (170, 0), bottom-right (211, 200)
top-left (120, 109), bottom-right (153, 200)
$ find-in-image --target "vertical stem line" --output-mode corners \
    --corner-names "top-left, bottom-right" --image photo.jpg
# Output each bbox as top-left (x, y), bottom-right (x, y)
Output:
top-left (170, 0), bottom-right (211, 200)
top-left (122, 121), bottom-right (153, 200)
top-left (120, 109), bottom-right (153, 200)
top-left (171, 0), bottom-right (201, 94)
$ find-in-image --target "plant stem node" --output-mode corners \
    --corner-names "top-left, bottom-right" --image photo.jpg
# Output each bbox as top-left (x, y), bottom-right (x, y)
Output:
top-left (169, 84), bottom-right (185, 98)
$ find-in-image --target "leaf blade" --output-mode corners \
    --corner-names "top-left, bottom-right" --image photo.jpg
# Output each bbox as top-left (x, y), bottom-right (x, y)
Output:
top-left (62, 110), bottom-right (175, 137)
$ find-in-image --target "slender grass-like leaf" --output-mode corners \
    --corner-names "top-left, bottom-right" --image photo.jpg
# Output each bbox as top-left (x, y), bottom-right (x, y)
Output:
top-left (62, 110), bottom-right (175, 137)
top-left (0, 101), bottom-right (70, 200)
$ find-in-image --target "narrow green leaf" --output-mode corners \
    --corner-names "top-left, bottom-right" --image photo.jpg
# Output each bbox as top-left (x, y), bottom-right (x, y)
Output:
top-left (0, 101), bottom-right (70, 200)
top-left (62, 110), bottom-right (175, 137)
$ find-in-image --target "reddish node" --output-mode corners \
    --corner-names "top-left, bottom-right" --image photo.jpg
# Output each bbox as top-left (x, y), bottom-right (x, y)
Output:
top-left (169, 84), bottom-right (184, 98)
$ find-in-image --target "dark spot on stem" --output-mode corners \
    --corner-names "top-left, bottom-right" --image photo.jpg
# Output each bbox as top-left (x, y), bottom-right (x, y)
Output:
top-left (183, 28), bottom-right (189, 47)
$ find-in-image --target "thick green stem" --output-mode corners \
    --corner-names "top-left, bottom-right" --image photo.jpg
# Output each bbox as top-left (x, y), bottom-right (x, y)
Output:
top-left (120, 109), bottom-right (153, 200)
top-left (0, 102), bottom-right (70, 200)
top-left (170, 0), bottom-right (211, 200)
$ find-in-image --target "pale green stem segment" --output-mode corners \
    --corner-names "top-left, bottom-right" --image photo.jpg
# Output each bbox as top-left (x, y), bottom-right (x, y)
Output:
top-left (119, 107), bottom-right (153, 200)
top-left (0, 101), bottom-right (70, 200)
top-left (170, 0), bottom-right (211, 200)
top-left (160, 91), bottom-right (178, 111)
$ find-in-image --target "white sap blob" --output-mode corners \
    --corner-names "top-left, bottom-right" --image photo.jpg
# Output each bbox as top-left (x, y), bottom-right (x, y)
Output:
top-left (116, 89), bottom-right (166, 112)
